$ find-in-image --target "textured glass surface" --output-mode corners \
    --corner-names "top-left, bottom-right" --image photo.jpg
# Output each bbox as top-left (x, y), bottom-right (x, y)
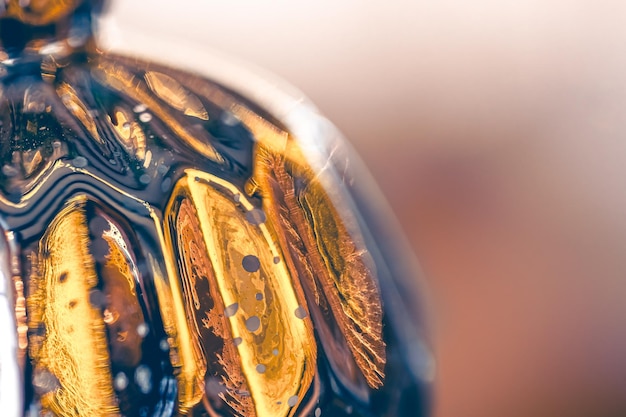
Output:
top-left (0, 2), bottom-right (431, 416)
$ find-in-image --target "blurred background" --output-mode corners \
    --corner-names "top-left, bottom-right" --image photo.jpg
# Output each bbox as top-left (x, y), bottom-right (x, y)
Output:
top-left (101, 1), bottom-right (626, 416)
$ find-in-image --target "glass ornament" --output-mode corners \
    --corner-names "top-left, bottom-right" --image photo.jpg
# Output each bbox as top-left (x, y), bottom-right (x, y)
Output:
top-left (0, 2), bottom-right (432, 416)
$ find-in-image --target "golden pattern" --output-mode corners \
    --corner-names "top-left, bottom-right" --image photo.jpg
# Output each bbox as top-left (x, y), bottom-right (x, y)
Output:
top-left (152, 214), bottom-right (205, 414)
top-left (0, 18), bottom-right (400, 412)
top-left (92, 59), bottom-right (223, 163)
top-left (145, 71), bottom-right (209, 121)
top-left (27, 197), bottom-right (119, 416)
top-left (164, 171), bottom-right (317, 417)
top-left (3, 0), bottom-right (80, 26)
top-left (172, 198), bottom-right (254, 416)
top-left (100, 217), bottom-right (145, 367)
top-left (57, 82), bottom-right (104, 145)
top-left (110, 106), bottom-right (147, 160)
top-left (254, 147), bottom-right (387, 389)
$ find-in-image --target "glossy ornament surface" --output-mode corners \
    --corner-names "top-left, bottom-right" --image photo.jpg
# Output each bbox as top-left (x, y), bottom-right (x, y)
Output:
top-left (0, 2), bottom-right (432, 416)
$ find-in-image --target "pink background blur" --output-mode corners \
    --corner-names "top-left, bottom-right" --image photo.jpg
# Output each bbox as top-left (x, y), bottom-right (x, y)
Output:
top-left (103, 2), bottom-right (626, 416)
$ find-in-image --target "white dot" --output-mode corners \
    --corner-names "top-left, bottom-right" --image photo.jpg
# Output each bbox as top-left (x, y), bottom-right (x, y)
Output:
top-left (160, 177), bottom-right (172, 192)
top-left (221, 112), bottom-right (239, 126)
top-left (139, 113), bottom-right (153, 123)
top-left (133, 104), bottom-right (147, 113)
top-left (2, 165), bottom-right (17, 177)
top-left (135, 365), bottom-right (152, 394)
top-left (224, 303), bottom-right (239, 318)
top-left (137, 323), bottom-right (149, 338)
top-left (206, 377), bottom-right (226, 395)
top-left (315, 408), bottom-right (322, 417)
top-left (73, 156), bottom-right (87, 167)
top-left (114, 372), bottom-right (128, 391)
top-left (294, 306), bottom-right (307, 319)
top-left (68, 33), bottom-right (87, 48)
top-left (246, 316), bottom-right (260, 332)
top-left (287, 395), bottom-right (299, 407)
top-left (245, 209), bottom-right (266, 225)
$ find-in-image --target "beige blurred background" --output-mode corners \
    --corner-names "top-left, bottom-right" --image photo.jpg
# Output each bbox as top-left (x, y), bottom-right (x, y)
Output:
top-left (101, 1), bottom-right (626, 416)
